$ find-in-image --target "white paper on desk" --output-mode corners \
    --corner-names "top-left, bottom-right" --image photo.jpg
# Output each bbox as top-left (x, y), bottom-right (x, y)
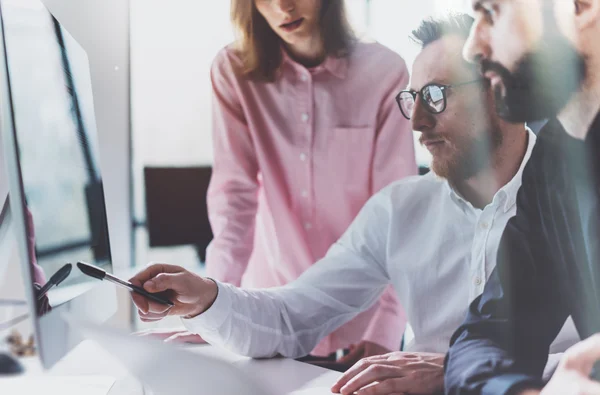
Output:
top-left (0, 375), bottom-right (116, 395)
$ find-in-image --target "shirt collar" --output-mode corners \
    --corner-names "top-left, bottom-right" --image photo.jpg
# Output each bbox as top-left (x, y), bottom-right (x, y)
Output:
top-left (498, 127), bottom-right (537, 212)
top-left (280, 47), bottom-right (348, 79)
top-left (444, 127), bottom-right (537, 213)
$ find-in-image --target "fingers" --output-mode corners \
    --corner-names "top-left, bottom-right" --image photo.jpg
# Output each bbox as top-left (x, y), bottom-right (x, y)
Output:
top-left (135, 328), bottom-right (193, 339)
top-left (562, 334), bottom-right (600, 375)
top-left (143, 272), bottom-right (186, 293)
top-left (137, 308), bottom-right (172, 322)
top-left (338, 364), bottom-right (402, 395)
top-left (332, 356), bottom-right (368, 392)
top-left (129, 264), bottom-right (184, 313)
top-left (135, 329), bottom-right (180, 340)
top-left (135, 297), bottom-right (173, 322)
top-left (130, 287), bottom-right (150, 314)
top-left (337, 342), bottom-right (366, 366)
top-left (355, 378), bottom-right (411, 395)
top-left (164, 332), bottom-right (206, 344)
top-left (331, 356), bottom-right (393, 393)
top-left (134, 329), bottom-right (206, 344)
top-left (129, 263), bottom-right (184, 290)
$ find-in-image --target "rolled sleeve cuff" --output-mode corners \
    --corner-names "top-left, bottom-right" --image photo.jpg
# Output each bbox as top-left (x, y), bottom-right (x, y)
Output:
top-left (482, 374), bottom-right (543, 395)
top-left (182, 280), bottom-right (232, 333)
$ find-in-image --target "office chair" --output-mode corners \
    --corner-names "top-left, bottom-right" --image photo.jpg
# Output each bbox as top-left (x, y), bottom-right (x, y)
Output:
top-left (143, 166), bottom-right (213, 262)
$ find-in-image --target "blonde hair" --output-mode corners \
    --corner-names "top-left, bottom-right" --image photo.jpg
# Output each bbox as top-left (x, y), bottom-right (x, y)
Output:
top-left (230, 0), bottom-right (355, 81)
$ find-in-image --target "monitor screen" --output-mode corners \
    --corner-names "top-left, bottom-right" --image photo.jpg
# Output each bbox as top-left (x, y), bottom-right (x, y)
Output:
top-left (0, 0), bottom-right (116, 367)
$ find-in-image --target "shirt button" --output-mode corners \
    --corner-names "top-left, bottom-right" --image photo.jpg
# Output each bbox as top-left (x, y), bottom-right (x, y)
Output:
top-left (300, 74), bottom-right (308, 82)
top-left (474, 277), bottom-right (482, 286)
top-left (479, 222), bottom-right (489, 230)
top-left (300, 153), bottom-right (307, 161)
top-left (301, 190), bottom-right (308, 198)
top-left (301, 113), bottom-right (309, 123)
top-left (304, 222), bottom-right (312, 230)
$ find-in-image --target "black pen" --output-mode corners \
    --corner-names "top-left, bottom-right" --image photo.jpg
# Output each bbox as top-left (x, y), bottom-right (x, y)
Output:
top-left (37, 263), bottom-right (72, 301)
top-left (76, 261), bottom-right (174, 306)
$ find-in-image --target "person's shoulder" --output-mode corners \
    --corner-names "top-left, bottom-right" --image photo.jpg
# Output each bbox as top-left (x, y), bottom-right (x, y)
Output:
top-left (353, 173), bottom-right (448, 231)
top-left (517, 119), bottom-right (568, 195)
top-left (211, 43), bottom-right (243, 77)
top-left (377, 172), bottom-right (446, 204)
top-left (525, 119), bottom-right (563, 171)
top-left (348, 39), bottom-right (407, 74)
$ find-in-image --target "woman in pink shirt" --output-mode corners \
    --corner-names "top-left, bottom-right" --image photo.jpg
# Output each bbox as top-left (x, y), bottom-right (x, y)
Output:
top-left (155, 0), bottom-right (417, 364)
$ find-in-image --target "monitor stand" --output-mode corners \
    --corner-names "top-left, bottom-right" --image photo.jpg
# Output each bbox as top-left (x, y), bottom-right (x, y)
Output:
top-left (0, 352), bottom-right (23, 375)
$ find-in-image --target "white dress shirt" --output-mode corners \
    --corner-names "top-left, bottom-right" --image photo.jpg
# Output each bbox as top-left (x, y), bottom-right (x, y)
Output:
top-left (183, 129), bottom-right (579, 358)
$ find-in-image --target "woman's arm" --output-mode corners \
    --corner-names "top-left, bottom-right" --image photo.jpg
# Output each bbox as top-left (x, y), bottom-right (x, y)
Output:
top-left (205, 55), bottom-right (259, 286)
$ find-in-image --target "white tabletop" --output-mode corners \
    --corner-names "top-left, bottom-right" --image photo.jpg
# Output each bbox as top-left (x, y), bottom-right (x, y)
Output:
top-left (17, 340), bottom-right (341, 395)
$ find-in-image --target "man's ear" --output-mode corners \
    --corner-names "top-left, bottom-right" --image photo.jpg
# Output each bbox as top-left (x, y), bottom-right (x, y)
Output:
top-left (574, 0), bottom-right (600, 30)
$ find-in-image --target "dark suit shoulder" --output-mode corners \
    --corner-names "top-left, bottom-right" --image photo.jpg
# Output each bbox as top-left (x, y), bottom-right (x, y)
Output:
top-left (520, 119), bottom-right (565, 186)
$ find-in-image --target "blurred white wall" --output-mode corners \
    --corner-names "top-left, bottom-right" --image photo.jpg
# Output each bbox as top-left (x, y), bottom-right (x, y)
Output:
top-left (130, 0), bottom-right (234, 222)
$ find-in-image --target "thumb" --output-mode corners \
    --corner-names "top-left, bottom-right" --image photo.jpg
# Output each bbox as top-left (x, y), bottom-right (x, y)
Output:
top-left (144, 272), bottom-right (183, 293)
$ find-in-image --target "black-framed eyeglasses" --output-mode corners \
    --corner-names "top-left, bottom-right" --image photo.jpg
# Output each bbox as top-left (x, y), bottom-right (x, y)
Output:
top-left (395, 79), bottom-right (484, 120)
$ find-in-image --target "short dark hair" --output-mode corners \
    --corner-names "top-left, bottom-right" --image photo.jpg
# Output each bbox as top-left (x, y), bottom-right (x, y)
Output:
top-left (411, 13), bottom-right (475, 49)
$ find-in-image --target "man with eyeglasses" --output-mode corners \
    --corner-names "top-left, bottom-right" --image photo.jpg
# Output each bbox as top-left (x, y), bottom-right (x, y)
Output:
top-left (126, 14), bottom-right (579, 395)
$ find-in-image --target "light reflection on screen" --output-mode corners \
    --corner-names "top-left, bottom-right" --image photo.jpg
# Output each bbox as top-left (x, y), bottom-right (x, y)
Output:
top-left (2, 0), bottom-right (112, 315)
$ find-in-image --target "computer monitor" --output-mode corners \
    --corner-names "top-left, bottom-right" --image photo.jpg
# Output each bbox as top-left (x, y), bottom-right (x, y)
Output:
top-left (0, 0), bottom-right (117, 368)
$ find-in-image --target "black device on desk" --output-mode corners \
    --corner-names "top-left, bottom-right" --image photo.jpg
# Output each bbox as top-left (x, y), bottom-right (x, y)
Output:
top-left (77, 261), bottom-right (174, 306)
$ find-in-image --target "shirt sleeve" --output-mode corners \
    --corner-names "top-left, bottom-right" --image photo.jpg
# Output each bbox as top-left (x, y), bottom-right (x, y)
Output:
top-left (361, 285), bottom-right (406, 351)
top-left (445, 160), bottom-right (570, 395)
top-left (359, 55), bottom-right (413, 352)
top-left (205, 54), bottom-right (259, 286)
top-left (182, 191), bottom-right (395, 359)
top-left (370, 55), bottom-right (417, 194)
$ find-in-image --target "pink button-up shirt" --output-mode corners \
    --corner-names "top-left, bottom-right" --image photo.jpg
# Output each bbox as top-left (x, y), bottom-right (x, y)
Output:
top-left (206, 41), bottom-right (417, 356)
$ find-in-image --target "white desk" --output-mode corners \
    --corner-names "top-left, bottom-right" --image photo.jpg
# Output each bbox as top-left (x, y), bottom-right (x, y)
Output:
top-left (19, 340), bottom-right (342, 395)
